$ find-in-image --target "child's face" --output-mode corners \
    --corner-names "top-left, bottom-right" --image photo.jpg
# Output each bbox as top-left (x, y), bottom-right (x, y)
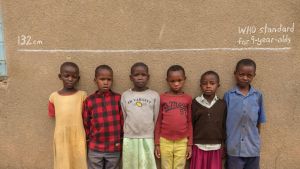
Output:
top-left (94, 69), bottom-right (113, 93)
top-left (200, 74), bottom-right (219, 97)
top-left (130, 66), bottom-right (149, 90)
top-left (234, 65), bottom-right (256, 88)
top-left (59, 65), bottom-right (80, 89)
top-left (167, 70), bottom-right (186, 94)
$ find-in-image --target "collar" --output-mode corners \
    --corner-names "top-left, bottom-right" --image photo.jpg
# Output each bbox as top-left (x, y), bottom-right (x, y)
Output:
top-left (195, 94), bottom-right (219, 108)
top-left (129, 88), bottom-right (149, 92)
top-left (95, 90), bottom-right (113, 97)
top-left (163, 92), bottom-right (185, 96)
top-left (230, 85), bottom-right (257, 96)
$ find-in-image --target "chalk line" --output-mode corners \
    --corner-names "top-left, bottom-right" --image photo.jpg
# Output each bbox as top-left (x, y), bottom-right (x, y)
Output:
top-left (17, 47), bottom-right (291, 53)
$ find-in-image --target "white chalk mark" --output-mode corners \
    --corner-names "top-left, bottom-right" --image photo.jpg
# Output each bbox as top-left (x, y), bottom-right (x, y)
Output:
top-left (17, 47), bottom-right (291, 53)
top-left (158, 24), bottom-right (166, 41)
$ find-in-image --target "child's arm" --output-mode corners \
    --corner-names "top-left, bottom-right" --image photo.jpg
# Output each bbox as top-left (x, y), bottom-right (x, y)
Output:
top-left (257, 123), bottom-right (261, 134)
top-left (222, 103), bottom-right (228, 158)
top-left (186, 98), bottom-right (193, 159)
top-left (153, 93), bottom-right (160, 124)
top-left (48, 94), bottom-right (55, 118)
top-left (153, 93), bottom-right (161, 158)
top-left (154, 103), bottom-right (163, 158)
top-left (82, 99), bottom-right (91, 141)
top-left (222, 103), bottom-right (227, 142)
top-left (223, 92), bottom-right (229, 106)
top-left (257, 92), bottom-right (266, 134)
top-left (154, 113), bottom-right (162, 158)
top-left (48, 101), bottom-right (55, 118)
top-left (191, 100), bottom-right (197, 129)
top-left (118, 99), bottom-right (124, 139)
top-left (120, 95), bottom-right (127, 123)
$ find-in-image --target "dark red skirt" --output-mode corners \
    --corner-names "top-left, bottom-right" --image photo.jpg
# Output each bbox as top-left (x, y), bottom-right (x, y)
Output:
top-left (190, 145), bottom-right (222, 169)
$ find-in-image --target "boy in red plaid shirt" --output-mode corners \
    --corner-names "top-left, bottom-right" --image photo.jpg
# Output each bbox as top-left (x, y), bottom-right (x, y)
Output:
top-left (83, 65), bottom-right (123, 169)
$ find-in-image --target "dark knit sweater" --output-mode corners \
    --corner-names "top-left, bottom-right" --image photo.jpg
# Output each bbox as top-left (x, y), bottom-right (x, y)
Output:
top-left (192, 98), bottom-right (227, 144)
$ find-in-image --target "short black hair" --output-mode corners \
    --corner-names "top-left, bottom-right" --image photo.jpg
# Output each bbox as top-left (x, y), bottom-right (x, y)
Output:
top-left (131, 62), bottom-right (149, 74)
top-left (235, 58), bottom-right (256, 72)
top-left (167, 65), bottom-right (185, 77)
top-left (60, 62), bottom-right (79, 73)
top-left (95, 64), bottom-right (113, 77)
top-left (200, 70), bottom-right (220, 83)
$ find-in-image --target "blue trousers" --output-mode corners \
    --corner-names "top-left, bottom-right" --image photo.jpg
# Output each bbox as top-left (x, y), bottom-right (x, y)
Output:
top-left (227, 156), bottom-right (260, 169)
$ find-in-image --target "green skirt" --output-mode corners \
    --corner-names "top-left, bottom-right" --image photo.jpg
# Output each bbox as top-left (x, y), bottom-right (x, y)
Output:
top-left (122, 138), bottom-right (157, 169)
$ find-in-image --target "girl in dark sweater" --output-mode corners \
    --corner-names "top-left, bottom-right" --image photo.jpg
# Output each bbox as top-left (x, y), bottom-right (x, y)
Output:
top-left (190, 71), bottom-right (227, 169)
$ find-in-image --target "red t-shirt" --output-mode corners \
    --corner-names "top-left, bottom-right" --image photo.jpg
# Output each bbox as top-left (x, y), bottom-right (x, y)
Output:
top-left (154, 92), bottom-right (193, 145)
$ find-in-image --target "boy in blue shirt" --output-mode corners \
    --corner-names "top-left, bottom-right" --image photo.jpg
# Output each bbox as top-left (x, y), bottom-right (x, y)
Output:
top-left (224, 58), bottom-right (266, 169)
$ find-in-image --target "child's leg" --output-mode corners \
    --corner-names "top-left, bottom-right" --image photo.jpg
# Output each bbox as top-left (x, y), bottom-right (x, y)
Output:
top-left (244, 157), bottom-right (260, 169)
top-left (87, 149), bottom-right (104, 169)
top-left (190, 146), bottom-right (197, 169)
top-left (122, 138), bottom-right (139, 169)
top-left (227, 156), bottom-right (246, 169)
top-left (190, 145), bottom-right (203, 169)
top-left (160, 137), bottom-right (175, 169)
top-left (173, 138), bottom-right (188, 169)
top-left (208, 149), bottom-right (222, 169)
top-left (138, 138), bottom-right (157, 169)
top-left (104, 152), bottom-right (121, 169)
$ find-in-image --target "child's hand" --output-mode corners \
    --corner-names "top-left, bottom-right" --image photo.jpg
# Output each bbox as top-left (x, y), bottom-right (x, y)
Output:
top-left (155, 145), bottom-right (161, 158)
top-left (186, 145), bottom-right (192, 159)
top-left (221, 145), bottom-right (227, 159)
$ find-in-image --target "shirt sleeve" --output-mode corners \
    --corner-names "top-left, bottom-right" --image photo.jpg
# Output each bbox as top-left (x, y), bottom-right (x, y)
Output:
top-left (187, 97), bottom-right (193, 146)
top-left (82, 98), bottom-right (91, 140)
top-left (191, 99), bottom-right (197, 129)
top-left (153, 92), bottom-right (160, 124)
top-left (258, 93), bottom-right (266, 123)
top-left (48, 94), bottom-right (55, 118)
top-left (222, 102), bottom-right (228, 142)
top-left (118, 99), bottom-right (124, 139)
top-left (48, 101), bottom-right (55, 118)
top-left (223, 92), bottom-right (229, 106)
top-left (154, 98), bottom-right (163, 145)
top-left (120, 94), bottom-right (127, 122)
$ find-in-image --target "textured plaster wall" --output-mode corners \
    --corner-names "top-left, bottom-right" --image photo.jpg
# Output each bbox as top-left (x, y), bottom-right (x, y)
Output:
top-left (0, 0), bottom-right (300, 169)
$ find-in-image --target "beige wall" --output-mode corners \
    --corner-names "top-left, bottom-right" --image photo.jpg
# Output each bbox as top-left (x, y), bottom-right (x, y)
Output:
top-left (1, 0), bottom-right (300, 168)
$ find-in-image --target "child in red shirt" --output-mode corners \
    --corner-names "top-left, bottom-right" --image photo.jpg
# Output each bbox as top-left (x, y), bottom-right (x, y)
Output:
top-left (82, 65), bottom-right (123, 169)
top-left (154, 65), bottom-right (193, 169)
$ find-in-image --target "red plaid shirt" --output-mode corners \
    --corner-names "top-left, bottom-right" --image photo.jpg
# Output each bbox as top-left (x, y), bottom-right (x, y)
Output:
top-left (83, 90), bottom-right (123, 152)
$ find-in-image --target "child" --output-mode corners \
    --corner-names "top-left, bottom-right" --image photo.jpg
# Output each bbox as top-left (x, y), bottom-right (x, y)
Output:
top-left (82, 65), bottom-right (123, 169)
top-left (121, 62), bottom-right (160, 169)
top-left (48, 62), bottom-right (88, 169)
top-left (190, 71), bottom-right (227, 169)
top-left (224, 58), bottom-right (266, 169)
top-left (154, 65), bottom-right (193, 169)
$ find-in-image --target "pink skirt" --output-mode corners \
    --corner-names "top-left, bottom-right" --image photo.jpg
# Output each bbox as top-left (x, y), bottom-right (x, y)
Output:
top-left (190, 145), bottom-right (222, 169)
